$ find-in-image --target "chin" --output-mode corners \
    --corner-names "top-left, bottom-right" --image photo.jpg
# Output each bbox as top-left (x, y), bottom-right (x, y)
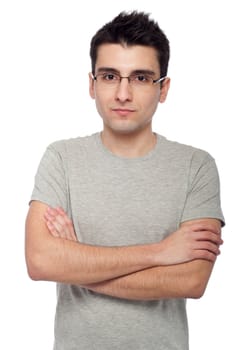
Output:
top-left (107, 118), bottom-right (152, 134)
top-left (104, 118), bottom-right (135, 133)
top-left (109, 123), bottom-right (141, 135)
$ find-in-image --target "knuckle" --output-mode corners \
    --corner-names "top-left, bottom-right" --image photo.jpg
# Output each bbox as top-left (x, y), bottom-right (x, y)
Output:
top-left (195, 249), bottom-right (215, 261)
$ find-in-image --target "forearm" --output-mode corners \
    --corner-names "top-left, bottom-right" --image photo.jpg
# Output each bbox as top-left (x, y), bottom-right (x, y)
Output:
top-left (26, 201), bottom-right (159, 285)
top-left (30, 237), bottom-right (157, 285)
top-left (27, 203), bottom-right (221, 289)
top-left (84, 260), bottom-right (214, 300)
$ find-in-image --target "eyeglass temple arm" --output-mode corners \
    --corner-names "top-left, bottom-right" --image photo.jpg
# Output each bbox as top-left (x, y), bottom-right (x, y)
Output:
top-left (153, 76), bottom-right (166, 84)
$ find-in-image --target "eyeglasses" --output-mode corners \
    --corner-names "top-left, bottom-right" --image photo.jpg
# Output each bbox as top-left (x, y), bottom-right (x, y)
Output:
top-left (93, 72), bottom-right (166, 88)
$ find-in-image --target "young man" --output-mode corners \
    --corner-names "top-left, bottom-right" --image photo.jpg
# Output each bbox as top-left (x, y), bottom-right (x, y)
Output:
top-left (25, 11), bottom-right (225, 350)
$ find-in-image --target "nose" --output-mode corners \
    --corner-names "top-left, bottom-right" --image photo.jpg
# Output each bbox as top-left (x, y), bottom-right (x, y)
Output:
top-left (115, 78), bottom-right (132, 102)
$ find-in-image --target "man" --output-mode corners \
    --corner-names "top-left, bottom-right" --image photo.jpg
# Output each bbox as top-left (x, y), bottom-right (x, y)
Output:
top-left (25, 11), bottom-right (225, 350)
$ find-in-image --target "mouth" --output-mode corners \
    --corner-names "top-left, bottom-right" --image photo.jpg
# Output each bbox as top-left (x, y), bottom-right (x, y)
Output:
top-left (111, 108), bottom-right (135, 116)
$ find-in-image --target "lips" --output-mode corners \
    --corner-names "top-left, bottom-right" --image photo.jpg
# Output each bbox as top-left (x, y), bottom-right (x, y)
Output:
top-left (111, 108), bottom-right (135, 116)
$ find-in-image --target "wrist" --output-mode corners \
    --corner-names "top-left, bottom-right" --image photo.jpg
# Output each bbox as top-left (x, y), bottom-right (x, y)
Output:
top-left (146, 243), bottom-right (161, 267)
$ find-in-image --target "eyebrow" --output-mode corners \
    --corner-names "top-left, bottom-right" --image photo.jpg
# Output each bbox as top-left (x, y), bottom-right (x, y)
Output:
top-left (96, 67), bottom-right (156, 76)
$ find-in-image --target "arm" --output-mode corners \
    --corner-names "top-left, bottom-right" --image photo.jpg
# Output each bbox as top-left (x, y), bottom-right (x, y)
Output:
top-left (39, 206), bottom-right (222, 299)
top-left (25, 201), bottom-right (161, 285)
top-left (84, 219), bottom-right (222, 300)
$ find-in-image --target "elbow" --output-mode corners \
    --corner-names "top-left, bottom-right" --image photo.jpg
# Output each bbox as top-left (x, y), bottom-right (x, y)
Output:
top-left (183, 260), bottom-right (213, 299)
top-left (25, 250), bottom-right (49, 281)
top-left (27, 268), bottom-right (41, 281)
top-left (187, 276), bottom-right (209, 299)
top-left (25, 202), bottom-right (57, 281)
top-left (26, 255), bottom-right (42, 281)
top-left (188, 285), bottom-right (206, 299)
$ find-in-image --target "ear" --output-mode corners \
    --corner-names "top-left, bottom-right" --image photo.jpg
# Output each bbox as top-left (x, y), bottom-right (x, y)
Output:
top-left (89, 72), bottom-right (95, 99)
top-left (159, 77), bottom-right (170, 103)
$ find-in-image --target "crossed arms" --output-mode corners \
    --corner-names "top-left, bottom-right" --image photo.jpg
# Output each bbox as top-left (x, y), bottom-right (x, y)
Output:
top-left (25, 200), bottom-right (223, 300)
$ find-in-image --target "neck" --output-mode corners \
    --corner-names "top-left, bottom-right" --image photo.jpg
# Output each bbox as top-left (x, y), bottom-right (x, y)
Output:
top-left (101, 128), bottom-right (157, 158)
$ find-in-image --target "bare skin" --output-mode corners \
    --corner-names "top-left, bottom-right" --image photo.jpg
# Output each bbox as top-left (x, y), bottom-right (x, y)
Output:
top-left (38, 205), bottom-right (223, 300)
top-left (44, 207), bottom-right (222, 265)
top-left (26, 202), bottom-right (166, 285)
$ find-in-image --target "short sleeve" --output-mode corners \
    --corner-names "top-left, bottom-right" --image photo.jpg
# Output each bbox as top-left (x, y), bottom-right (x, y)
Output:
top-left (30, 143), bottom-right (68, 211)
top-left (181, 152), bottom-right (225, 226)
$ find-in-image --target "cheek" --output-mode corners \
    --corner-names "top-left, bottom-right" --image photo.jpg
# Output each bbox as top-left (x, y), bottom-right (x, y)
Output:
top-left (94, 93), bottom-right (109, 118)
top-left (142, 93), bottom-right (160, 115)
top-left (95, 90), bottom-right (111, 110)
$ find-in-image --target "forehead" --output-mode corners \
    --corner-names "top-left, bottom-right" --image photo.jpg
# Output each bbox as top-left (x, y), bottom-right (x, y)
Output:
top-left (95, 44), bottom-right (160, 74)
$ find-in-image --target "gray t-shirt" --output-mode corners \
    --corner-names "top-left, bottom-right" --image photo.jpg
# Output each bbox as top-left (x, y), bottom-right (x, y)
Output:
top-left (31, 132), bottom-right (225, 350)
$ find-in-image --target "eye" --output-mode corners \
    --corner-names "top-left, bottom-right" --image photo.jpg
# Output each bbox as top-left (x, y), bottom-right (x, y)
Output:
top-left (137, 75), bottom-right (147, 81)
top-left (102, 73), bottom-right (118, 81)
top-left (133, 74), bottom-right (152, 83)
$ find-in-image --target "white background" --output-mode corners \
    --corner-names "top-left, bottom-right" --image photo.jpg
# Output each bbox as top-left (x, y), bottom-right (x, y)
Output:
top-left (0, 0), bottom-right (231, 349)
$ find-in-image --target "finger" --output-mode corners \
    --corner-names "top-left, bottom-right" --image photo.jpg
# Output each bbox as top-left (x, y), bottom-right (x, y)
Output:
top-left (46, 216), bottom-right (76, 241)
top-left (192, 223), bottom-right (221, 235)
top-left (56, 207), bottom-right (67, 216)
top-left (56, 207), bottom-right (77, 241)
top-left (45, 209), bottom-right (68, 239)
top-left (55, 212), bottom-right (76, 241)
top-left (45, 207), bottom-right (77, 241)
top-left (45, 220), bottom-right (60, 238)
top-left (64, 218), bottom-right (77, 241)
top-left (49, 218), bottom-right (67, 239)
top-left (192, 249), bottom-right (218, 263)
top-left (45, 206), bottom-right (59, 218)
top-left (194, 231), bottom-right (223, 245)
top-left (44, 210), bottom-right (54, 221)
top-left (44, 207), bottom-right (76, 240)
top-left (194, 241), bottom-right (221, 255)
top-left (44, 210), bottom-right (62, 237)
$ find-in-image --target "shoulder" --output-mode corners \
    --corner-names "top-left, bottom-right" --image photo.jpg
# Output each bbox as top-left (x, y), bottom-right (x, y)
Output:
top-left (157, 134), bottom-right (214, 167)
top-left (46, 133), bottom-right (99, 158)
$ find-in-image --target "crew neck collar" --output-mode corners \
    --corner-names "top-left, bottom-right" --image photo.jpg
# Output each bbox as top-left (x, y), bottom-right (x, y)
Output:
top-left (94, 132), bottom-right (162, 162)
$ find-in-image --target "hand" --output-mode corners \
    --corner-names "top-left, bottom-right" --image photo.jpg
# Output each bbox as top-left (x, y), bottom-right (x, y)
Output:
top-left (44, 207), bottom-right (78, 242)
top-left (156, 221), bottom-right (223, 265)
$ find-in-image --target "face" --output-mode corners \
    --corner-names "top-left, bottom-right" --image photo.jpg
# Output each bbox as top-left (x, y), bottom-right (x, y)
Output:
top-left (89, 43), bottom-right (170, 136)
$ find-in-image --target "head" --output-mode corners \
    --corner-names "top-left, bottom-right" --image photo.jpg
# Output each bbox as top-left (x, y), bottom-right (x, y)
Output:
top-left (90, 11), bottom-right (170, 78)
top-left (89, 11), bottom-right (171, 137)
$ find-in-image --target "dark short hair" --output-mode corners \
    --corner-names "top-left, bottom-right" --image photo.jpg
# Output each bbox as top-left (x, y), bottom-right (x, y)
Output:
top-left (90, 11), bottom-right (170, 78)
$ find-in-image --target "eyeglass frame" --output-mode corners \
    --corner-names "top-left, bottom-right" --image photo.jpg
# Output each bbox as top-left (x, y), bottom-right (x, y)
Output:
top-left (92, 72), bottom-right (167, 86)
